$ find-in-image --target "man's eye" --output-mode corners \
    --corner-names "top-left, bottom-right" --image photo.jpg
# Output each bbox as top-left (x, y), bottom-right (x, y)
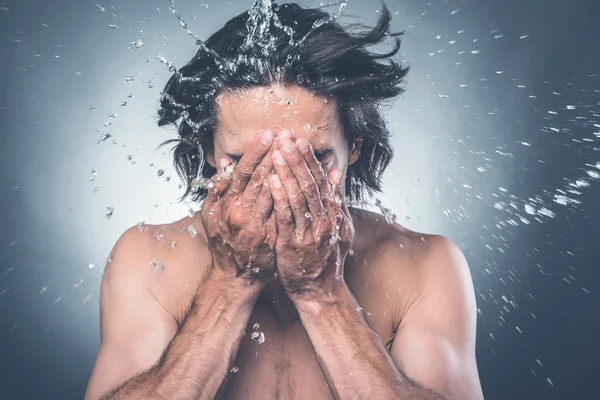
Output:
top-left (315, 151), bottom-right (331, 162)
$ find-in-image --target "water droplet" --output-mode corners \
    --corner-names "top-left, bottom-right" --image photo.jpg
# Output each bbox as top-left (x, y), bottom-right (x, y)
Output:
top-left (87, 262), bottom-right (96, 270)
top-left (149, 260), bottom-right (166, 272)
top-left (96, 133), bottom-right (111, 144)
top-left (251, 331), bottom-right (265, 344)
top-left (105, 207), bottom-right (114, 219)
top-left (89, 168), bottom-right (98, 181)
top-left (230, 366), bottom-right (239, 373)
top-left (187, 225), bottom-right (198, 237)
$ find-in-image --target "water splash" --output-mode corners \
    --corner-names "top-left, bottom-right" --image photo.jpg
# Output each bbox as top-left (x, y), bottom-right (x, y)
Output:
top-left (374, 199), bottom-right (397, 224)
top-left (243, 0), bottom-right (296, 51)
top-left (167, 0), bottom-right (222, 62)
top-left (167, 0), bottom-right (201, 42)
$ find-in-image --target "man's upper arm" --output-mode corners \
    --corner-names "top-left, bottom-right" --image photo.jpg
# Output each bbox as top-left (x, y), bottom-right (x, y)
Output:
top-left (85, 228), bottom-right (179, 400)
top-left (390, 235), bottom-right (483, 400)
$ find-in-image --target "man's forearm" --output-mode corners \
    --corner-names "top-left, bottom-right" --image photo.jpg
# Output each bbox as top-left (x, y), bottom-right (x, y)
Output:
top-left (294, 281), bottom-right (442, 400)
top-left (102, 269), bottom-right (261, 400)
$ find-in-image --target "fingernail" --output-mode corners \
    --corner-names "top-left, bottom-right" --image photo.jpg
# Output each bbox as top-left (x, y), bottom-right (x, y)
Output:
top-left (219, 158), bottom-right (230, 169)
top-left (329, 170), bottom-right (342, 185)
top-left (279, 130), bottom-right (291, 140)
top-left (261, 131), bottom-right (273, 144)
top-left (280, 139), bottom-right (294, 153)
top-left (270, 175), bottom-right (282, 188)
top-left (296, 139), bottom-right (308, 152)
top-left (273, 151), bottom-right (286, 165)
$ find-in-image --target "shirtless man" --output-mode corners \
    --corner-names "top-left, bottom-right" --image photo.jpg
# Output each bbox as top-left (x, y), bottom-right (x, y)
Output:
top-left (85, 3), bottom-right (483, 399)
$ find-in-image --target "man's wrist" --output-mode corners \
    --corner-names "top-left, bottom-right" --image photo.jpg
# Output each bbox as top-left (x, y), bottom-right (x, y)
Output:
top-left (200, 266), bottom-right (265, 307)
top-left (291, 278), bottom-right (353, 317)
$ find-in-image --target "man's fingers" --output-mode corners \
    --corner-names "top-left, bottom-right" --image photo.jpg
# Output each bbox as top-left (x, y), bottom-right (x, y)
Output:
top-left (328, 168), bottom-right (343, 194)
top-left (239, 151), bottom-right (275, 208)
top-left (280, 138), bottom-right (326, 221)
top-left (228, 131), bottom-right (274, 197)
top-left (204, 158), bottom-right (234, 205)
top-left (296, 139), bottom-right (331, 205)
top-left (269, 174), bottom-right (295, 242)
top-left (252, 178), bottom-right (274, 222)
top-left (265, 213), bottom-right (277, 249)
top-left (326, 169), bottom-right (344, 228)
top-left (272, 148), bottom-right (310, 235)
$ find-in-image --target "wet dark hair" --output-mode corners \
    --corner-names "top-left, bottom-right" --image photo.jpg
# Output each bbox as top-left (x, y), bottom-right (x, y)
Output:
top-left (157, 1), bottom-right (409, 202)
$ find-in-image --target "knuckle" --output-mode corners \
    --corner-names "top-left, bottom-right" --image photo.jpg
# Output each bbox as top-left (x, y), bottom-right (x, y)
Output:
top-left (279, 211), bottom-right (294, 226)
top-left (229, 211), bottom-right (245, 226)
top-left (237, 165), bottom-right (254, 177)
top-left (304, 183), bottom-right (318, 199)
top-left (289, 196), bottom-right (306, 210)
top-left (251, 165), bottom-right (268, 180)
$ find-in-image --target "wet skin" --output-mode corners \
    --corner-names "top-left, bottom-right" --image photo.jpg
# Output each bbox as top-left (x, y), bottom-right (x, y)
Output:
top-left (85, 85), bottom-right (483, 400)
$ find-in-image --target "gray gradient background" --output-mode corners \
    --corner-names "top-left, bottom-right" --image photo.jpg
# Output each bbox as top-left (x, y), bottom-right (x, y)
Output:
top-left (1, 0), bottom-right (599, 399)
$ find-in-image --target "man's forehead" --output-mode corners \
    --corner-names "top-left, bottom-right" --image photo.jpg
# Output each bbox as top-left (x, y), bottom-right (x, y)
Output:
top-left (214, 85), bottom-right (339, 148)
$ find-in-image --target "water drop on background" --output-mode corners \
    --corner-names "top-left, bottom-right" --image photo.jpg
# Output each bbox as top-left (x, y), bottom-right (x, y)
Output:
top-left (105, 207), bottom-right (114, 219)
top-left (251, 330), bottom-right (265, 344)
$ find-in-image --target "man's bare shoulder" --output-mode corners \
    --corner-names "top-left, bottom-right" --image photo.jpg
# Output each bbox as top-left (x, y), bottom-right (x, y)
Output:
top-left (106, 215), bottom-right (212, 324)
top-left (349, 206), bottom-right (437, 266)
top-left (348, 207), bottom-right (469, 325)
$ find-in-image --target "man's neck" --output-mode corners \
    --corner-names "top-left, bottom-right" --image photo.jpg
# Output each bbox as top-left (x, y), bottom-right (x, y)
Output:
top-left (258, 273), bottom-right (300, 327)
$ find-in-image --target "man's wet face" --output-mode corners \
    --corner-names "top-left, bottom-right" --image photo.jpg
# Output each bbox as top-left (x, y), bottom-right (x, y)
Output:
top-left (210, 85), bottom-right (352, 181)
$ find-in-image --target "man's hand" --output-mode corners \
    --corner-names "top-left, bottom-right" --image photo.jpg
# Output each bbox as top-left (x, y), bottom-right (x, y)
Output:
top-left (201, 130), bottom-right (278, 282)
top-left (268, 136), bottom-right (355, 300)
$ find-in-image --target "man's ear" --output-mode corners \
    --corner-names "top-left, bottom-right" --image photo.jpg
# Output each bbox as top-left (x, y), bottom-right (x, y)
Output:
top-left (206, 152), bottom-right (216, 168)
top-left (348, 138), bottom-right (364, 166)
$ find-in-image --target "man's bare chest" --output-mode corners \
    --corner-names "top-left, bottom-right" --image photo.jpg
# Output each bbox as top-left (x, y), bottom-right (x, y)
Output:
top-left (216, 303), bottom-right (333, 399)
top-left (215, 294), bottom-right (396, 400)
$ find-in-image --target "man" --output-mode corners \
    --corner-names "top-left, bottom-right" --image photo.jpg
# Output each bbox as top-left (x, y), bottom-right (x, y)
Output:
top-left (85, 2), bottom-right (483, 399)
